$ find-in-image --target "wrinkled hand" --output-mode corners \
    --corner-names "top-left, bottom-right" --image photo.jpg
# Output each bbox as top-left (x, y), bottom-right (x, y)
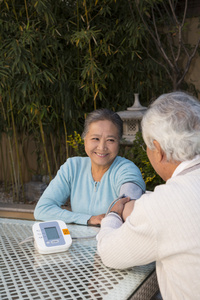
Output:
top-left (122, 200), bottom-right (135, 221)
top-left (87, 214), bottom-right (105, 226)
top-left (110, 197), bottom-right (130, 220)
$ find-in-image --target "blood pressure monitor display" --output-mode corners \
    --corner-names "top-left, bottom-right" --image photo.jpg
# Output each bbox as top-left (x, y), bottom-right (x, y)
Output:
top-left (32, 220), bottom-right (72, 254)
top-left (44, 227), bottom-right (59, 240)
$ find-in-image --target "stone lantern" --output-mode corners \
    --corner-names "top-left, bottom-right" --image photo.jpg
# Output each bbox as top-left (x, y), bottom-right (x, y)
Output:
top-left (117, 93), bottom-right (147, 144)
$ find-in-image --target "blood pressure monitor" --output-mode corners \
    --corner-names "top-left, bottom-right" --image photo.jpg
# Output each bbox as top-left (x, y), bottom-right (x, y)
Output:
top-left (32, 220), bottom-right (72, 254)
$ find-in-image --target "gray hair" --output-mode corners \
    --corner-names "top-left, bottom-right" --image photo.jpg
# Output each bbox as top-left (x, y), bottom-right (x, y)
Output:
top-left (141, 91), bottom-right (200, 162)
top-left (82, 109), bottom-right (123, 139)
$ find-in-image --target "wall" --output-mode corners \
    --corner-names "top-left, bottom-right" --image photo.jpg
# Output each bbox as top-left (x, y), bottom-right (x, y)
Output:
top-left (184, 17), bottom-right (200, 99)
top-left (0, 133), bottom-right (39, 183)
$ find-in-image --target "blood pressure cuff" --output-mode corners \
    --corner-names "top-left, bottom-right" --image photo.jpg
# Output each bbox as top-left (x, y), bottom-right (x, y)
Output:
top-left (119, 182), bottom-right (143, 200)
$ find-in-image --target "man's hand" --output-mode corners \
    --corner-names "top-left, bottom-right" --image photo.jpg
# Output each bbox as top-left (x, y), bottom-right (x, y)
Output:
top-left (110, 197), bottom-right (130, 219)
top-left (87, 214), bottom-right (105, 226)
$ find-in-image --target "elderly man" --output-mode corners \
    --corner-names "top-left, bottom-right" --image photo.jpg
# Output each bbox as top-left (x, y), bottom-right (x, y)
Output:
top-left (97, 91), bottom-right (200, 300)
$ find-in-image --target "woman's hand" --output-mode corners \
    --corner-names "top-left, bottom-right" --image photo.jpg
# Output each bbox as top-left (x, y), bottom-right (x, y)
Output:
top-left (110, 197), bottom-right (130, 219)
top-left (87, 214), bottom-right (105, 226)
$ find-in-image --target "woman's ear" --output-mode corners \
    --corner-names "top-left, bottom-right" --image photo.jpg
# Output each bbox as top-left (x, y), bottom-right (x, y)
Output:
top-left (153, 140), bottom-right (165, 162)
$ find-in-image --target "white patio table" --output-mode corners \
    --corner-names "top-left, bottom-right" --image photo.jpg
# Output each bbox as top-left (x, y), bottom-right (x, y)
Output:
top-left (0, 218), bottom-right (158, 300)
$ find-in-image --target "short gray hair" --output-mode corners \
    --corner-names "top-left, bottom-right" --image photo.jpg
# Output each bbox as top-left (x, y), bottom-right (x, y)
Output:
top-left (82, 109), bottom-right (123, 139)
top-left (142, 91), bottom-right (200, 162)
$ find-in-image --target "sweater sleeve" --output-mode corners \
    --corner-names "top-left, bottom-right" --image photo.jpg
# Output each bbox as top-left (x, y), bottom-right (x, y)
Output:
top-left (34, 199), bottom-right (91, 225)
top-left (111, 157), bottom-right (146, 196)
top-left (97, 198), bottom-right (157, 269)
top-left (34, 160), bottom-right (92, 225)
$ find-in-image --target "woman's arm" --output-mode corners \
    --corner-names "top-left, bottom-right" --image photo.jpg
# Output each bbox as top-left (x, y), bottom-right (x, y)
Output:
top-left (34, 196), bottom-right (92, 225)
top-left (119, 182), bottom-right (143, 200)
top-left (118, 182), bottom-right (143, 221)
top-left (122, 200), bottom-right (135, 221)
top-left (34, 160), bottom-right (92, 225)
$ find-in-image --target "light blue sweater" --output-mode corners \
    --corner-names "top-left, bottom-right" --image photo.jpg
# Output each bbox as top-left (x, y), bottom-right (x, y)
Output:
top-left (34, 156), bottom-right (145, 225)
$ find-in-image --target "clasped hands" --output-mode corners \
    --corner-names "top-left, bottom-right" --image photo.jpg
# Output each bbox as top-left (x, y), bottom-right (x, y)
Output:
top-left (87, 197), bottom-right (135, 226)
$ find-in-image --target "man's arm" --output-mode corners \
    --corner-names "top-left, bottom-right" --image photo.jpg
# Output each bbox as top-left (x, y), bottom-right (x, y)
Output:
top-left (97, 200), bottom-right (157, 269)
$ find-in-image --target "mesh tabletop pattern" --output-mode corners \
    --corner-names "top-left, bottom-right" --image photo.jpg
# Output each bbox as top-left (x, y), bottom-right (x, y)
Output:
top-left (0, 218), bottom-right (155, 300)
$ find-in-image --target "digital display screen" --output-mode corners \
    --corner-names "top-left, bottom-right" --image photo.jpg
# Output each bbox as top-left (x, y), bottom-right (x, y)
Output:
top-left (44, 227), bottom-right (59, 240)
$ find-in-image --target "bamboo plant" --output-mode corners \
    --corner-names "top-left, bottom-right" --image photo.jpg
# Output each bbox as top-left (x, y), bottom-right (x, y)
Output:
top-left (0, 0), bottom-right (199, 202)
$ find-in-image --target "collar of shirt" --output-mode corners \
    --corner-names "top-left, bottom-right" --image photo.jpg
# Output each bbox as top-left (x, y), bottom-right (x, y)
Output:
top-left (172, 154), bottom-right (200, 178)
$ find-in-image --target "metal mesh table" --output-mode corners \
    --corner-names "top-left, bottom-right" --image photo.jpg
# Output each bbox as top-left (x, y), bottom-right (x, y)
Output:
top-left (0, 218), bottom-right (156, 300)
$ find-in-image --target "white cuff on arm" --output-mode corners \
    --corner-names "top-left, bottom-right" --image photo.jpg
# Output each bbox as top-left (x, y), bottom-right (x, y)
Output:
top-left (120, 182), bottom-right (143, 200)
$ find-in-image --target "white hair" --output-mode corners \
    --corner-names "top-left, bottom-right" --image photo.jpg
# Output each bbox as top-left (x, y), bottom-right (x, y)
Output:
top-left (141, 91), bottom-right (200, 162)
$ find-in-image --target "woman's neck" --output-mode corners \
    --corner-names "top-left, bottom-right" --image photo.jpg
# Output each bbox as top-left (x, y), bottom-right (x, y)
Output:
top-left (91, 165), bottom-right (110, 182)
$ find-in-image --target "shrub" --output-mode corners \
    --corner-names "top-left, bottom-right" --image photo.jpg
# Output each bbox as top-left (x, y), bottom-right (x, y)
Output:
top-left (67, 132), bottom-right (86, 157)
top-left (120, 132), bottom-right (164, 191)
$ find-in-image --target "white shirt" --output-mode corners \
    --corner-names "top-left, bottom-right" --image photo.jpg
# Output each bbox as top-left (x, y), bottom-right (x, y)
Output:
top-left (97, 157), bottom-right (200, 300)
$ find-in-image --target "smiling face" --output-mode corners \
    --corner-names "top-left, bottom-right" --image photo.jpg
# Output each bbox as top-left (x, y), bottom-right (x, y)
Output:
top-left (84, 120), bottom-right (120, 171)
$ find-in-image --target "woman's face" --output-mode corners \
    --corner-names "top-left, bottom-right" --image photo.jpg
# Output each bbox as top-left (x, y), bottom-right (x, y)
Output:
top-left (84, 120), bottom-right (120, 169)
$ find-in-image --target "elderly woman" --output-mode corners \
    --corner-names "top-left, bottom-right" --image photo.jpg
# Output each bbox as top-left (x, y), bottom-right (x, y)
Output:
top-left (97, 92), bottom-right (200, 300)
top-left (34, 109), bottom-right (145, 226)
